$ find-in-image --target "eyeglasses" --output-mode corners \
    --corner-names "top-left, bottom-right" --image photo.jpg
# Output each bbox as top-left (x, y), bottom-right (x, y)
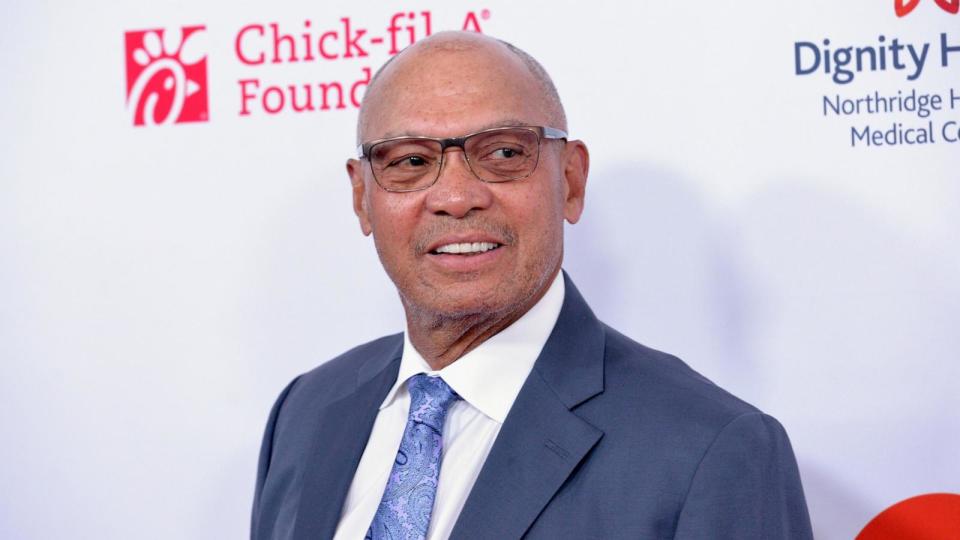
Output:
top-left (356, 126), bottom-right (568, 193)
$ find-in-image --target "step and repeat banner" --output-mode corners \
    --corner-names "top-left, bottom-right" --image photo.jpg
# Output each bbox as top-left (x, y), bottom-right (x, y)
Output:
top-left (2, 1), bottom-right (958, 538)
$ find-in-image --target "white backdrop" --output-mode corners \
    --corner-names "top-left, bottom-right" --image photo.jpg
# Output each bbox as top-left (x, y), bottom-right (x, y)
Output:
top-left (1, 1), bottom-right (958, 538)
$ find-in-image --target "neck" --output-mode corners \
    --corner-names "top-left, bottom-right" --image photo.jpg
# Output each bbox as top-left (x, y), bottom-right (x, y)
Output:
top-left (403, 272), bottom-right (558, 371)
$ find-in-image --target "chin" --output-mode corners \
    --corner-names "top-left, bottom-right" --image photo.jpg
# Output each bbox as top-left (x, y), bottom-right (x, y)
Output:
top-left (431, 294), bottom-right (505, 320)
top-left (404, 286), bottom-right (511, 322)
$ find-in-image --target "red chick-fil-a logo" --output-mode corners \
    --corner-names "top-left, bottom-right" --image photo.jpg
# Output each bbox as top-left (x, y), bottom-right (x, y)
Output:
top-left (896, 0), bottom-right (960, 17)
top-left (124, 26), bottom-right (209, 126)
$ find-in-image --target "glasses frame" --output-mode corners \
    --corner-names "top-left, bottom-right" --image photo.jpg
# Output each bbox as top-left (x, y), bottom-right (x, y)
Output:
top-left (356, 125), bottom-right (568, 193)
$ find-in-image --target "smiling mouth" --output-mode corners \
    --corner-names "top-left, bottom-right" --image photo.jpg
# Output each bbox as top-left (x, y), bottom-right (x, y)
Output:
top-left (430, 242), bottom-right (502, 255)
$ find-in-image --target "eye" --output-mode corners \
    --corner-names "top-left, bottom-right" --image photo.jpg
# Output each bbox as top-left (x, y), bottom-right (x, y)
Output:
top-left (486, 146), bottom-right (527, 160)
top-left (492, 148), bottom-right (519, 159)
top-left (387, 154), bottom-right (431, 168)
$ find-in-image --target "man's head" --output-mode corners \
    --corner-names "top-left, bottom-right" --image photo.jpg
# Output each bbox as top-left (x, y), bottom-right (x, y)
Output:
top-left (347, 31), bottom-right (589, 326)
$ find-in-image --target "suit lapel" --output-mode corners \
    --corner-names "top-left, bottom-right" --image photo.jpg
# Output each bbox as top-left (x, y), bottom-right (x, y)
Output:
top-left (292, 339), bottom-right (402, 540)
top-left (450, 371), bottom-right (603, 539)
top-left (451, 274), bottom-right (606, 539)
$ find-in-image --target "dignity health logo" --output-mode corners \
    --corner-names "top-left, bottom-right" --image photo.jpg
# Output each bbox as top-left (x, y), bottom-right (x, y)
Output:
top-left (793, 0), bottom-right (959, 85)
top-left (792, 1), bottom-right (960, 149)
top-left (124, 26), bottom-right (209, 126)
top-left (895, 0), bottom-right (959, 17)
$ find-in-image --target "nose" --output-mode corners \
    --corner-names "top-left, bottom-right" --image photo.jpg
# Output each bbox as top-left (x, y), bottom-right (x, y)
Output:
top-left (423, 148), bottom-right (494, 218)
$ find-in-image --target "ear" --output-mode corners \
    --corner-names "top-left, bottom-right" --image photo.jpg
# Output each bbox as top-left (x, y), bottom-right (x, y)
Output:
top-left (560, 140), bottom-right (589, 224)
top-left (346, 159), bottom-right (373, 236)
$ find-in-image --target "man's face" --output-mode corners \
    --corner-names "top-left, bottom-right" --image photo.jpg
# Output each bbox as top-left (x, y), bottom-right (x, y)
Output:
top-left (347, 40), bottom-right (588, 322)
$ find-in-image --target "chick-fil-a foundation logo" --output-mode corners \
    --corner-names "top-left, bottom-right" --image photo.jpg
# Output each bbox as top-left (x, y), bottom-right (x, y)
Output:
top-left (895, 0), bottom-right (960, 17)
top-left (124, 26), bottom-right (209, 126)
top-left (122, 10), bottom-right (489, 125)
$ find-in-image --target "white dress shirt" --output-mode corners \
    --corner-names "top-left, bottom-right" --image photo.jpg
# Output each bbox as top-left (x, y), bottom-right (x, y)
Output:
top-left (332, 273), bottom-right (565, 540)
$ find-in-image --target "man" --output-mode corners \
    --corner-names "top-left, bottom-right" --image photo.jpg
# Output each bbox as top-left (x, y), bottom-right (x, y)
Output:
top-left (251, 31), bottom-right (813, 539)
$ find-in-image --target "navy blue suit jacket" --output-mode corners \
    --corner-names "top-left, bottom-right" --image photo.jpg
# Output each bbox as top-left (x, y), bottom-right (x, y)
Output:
top-left (252, 275), bottom-right (813, 539)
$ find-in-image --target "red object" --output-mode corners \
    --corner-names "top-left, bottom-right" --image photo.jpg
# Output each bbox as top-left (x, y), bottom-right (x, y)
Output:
top-left (124, 26), bottom-right (208, 126)
top-left (896, 0), bottom-right (960, 17)
top-left (857, 493), bottom-right (960, 540)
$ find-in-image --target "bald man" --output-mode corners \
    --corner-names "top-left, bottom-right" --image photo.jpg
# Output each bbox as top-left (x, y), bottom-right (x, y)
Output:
top-left (251, 32), bottom-right (813, 540)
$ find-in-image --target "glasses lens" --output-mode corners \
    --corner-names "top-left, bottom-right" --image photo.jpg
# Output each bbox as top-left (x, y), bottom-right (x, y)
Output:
top-left (369, 139), bottom-right (443, 191)
top-left (465, 128), bottom-right (540, 182)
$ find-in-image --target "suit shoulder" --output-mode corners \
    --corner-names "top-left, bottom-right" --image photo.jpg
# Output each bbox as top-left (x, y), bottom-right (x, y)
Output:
top-left (285, 333), bottom-right (402, 405)
top-left (599, 323), bottom-right (760, 424)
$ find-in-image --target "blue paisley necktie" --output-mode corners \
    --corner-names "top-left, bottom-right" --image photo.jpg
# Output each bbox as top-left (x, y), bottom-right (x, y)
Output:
top-left (366, 374), bottom-right (460, 540)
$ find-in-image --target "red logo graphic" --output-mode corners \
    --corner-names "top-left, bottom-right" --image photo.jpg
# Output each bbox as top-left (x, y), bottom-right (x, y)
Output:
top-left (895, 0), bottom-right (960, 17)
top-left (857, 493), bottom-right (960, 539)
top-left (124, 26), bottom-right (208, 126)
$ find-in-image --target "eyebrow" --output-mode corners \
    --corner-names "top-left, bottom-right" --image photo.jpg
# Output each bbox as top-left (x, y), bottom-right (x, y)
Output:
top-left (373, 118), bottom-right (531, 140)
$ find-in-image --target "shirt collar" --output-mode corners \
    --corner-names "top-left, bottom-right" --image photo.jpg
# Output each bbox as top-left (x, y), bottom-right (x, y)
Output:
top-left (379, 272), bottom-right (566, 424)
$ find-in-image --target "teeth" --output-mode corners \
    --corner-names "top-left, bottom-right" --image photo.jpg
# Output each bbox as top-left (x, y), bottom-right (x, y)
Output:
top-left (435, 242), bottom-right (499, 254)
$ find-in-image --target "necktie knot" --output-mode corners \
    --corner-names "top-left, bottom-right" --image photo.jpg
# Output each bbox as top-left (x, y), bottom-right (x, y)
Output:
top-left (407, 374), bottom-right (460, 431)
